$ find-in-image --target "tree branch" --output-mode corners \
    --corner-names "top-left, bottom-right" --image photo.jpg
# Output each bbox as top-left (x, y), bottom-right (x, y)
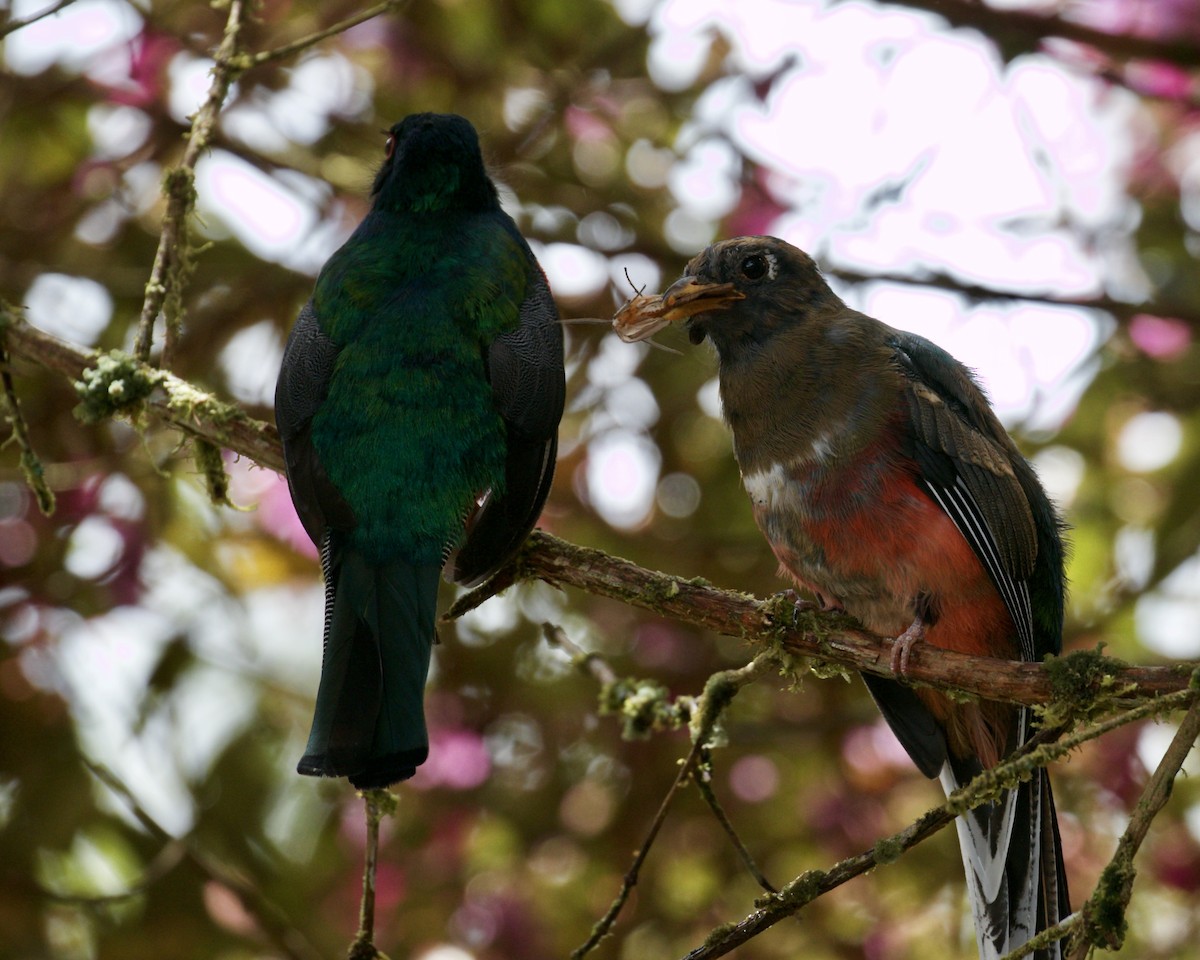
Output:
top-left (0, 0), bottom-right (78, 39)
top-left (893, 0), bottom-right (1200, 68)
top-left (683, 680), bottom-right (1199, 960)
top-left (1, 311), bottom-right (283, 474)
top-left (4, 312), bottom-right (1193, 710)
top-left (825, 264), bottom-right (1199, 328)
top-left (451, 532), bottom-right (1194, 709)
top-left (1066, 691), bottom-right (1200, 958)
top-left (240, 0), bottom-right (409, 68)
top-left (135, 0), bottom-right (251, 366)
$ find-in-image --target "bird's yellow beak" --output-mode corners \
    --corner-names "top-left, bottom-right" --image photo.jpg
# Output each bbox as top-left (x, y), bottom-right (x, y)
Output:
top-left (658, 276), bottom-right (744, 322)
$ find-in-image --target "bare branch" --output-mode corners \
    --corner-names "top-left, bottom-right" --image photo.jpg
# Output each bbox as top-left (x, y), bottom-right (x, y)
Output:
top-left (348, 789), bottom-right (398, 960)
top-left (825, 264), bottom-right (1198, 328)
top-left (0, 0), bottom-right (78, 39)
top-left (242, 0), bottom-right (409, 68)
top-left (895, 0), bottom-right (1200, 69)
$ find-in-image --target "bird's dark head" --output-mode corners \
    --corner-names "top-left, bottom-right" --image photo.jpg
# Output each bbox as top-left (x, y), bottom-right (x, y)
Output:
top-left (372, 112), bottom-right (499, 214)
top-left (659, 237), bottom-right (838, 355)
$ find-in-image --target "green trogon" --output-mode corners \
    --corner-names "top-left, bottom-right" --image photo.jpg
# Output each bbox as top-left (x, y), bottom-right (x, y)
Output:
top-left (275, 113), bottom-right (564, 789)
top-left (638, 236), bottom-right (1069, 960)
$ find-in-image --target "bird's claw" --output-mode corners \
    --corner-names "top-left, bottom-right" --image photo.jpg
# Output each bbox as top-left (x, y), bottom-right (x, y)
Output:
top-left (890, 617), bottom-right (927, 678)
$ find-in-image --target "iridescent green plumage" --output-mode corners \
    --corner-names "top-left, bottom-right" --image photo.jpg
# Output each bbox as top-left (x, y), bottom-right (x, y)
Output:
top-left (276, 114), bottom-right (564, 788)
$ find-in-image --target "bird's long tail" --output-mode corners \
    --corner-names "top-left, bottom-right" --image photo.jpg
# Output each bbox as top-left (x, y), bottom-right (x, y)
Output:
top-left (941, 715), bottom-right (1070, 960)
top-left (297, 532), bottom-right (441, 789)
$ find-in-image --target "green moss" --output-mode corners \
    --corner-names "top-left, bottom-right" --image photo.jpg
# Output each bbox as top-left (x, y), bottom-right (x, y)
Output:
top-left (1088, 858), bottom-right (1134, 948)
top-left (872, 835), bottom-right (905, 866)
top-left (1041, 645), bottom-right (1134, 726)
top-left (701, 921), bottom-right (739, 948)
top-left (74, 350), bottom-right (161, 423)
top-left (192, 438), bottom-right (231, 507)
top-left (599, 677), bottom-right (684, 739)
top-left (776, 869), bottom-right (826, 907)
top-left (19, 450), bottom-right (55, 515)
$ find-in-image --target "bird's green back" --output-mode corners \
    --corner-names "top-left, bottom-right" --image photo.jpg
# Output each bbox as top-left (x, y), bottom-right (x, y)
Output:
top-left (310, 212), bottom-right (530, 564)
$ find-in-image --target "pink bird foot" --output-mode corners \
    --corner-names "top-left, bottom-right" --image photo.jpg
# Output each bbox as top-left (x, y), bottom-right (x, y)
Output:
top-left (890, 616), bottom-right (927, 677)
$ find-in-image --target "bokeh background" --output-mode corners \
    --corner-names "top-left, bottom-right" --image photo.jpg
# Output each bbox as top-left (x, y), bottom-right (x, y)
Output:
top-left (3, 0), bottom-right (1200, 957)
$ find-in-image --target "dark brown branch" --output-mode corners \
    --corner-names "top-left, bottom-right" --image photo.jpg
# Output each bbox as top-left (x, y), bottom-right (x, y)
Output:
top-left (5, 312), bottom-right (1193, 709)
top-left (451, 532), bottom-right (1195, 709)
top-left (894, 0), bottom-right (1200, 69)
top-left (825, 264), bottom-right (1199, 328)
top-left (0, 0), bottom-right (78, 39)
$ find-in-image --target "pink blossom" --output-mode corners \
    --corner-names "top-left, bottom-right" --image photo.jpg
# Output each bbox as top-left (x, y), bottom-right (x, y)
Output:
top-left (1129, 313), bottom-right (1191, 359)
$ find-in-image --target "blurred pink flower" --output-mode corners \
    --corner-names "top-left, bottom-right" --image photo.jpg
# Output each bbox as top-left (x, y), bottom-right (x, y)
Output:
top-left (1070, 0), bottom-right (1200, 43)
top-left (99, 28), bottom-right (179, 108)
top-left (565, 105), bottom-right (611, 142)
top-left (253, 470), bottom-right (319, 560)
top-left (729, 753), bottom-right (780, 803)
top-left (726, 169), bottom-right (788, 238)
top-left (1123, 61), bottom-right (1196, 100)
top-left (410, 727), bottom-right (491, 791)
top-left (1129, 313), bottom-right (1191, 359)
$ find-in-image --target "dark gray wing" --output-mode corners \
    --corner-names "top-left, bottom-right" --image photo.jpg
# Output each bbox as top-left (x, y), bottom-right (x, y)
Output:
top-left (890, 330), bottom-right (1038, 662)
top-left (452, 259), bottom-right (564, 586)
top-left (274, 301), bottom-right (355, 546)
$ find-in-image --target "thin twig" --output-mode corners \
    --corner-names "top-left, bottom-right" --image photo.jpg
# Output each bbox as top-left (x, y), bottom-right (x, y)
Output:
top-left (348, 789), bottom-right (397, 960)
top-left (898, 0), bottom-right (1200, 69)
top-left (571, 654), bottom-right (777, 960)
top-left (0, 312), bottom-right (55, 514)
top-left (542, 621), bottom-right (617, 685)
top-left (825, 264), bottom-right (1199, 328)
top-left (0, 0), bottom-right (78, 39)
top-left (242, 0), bottom-right (408, 68)
top-left (694, 769), bottom-right (777, 894)
top-left (1065, 690), bottom-right (1200, 960)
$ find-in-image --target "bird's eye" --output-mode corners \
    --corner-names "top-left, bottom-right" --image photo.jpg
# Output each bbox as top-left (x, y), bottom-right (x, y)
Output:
top-left (740, 255), bottom-right (768, 280)
top-left (384, 134), bottom-right (396, 159)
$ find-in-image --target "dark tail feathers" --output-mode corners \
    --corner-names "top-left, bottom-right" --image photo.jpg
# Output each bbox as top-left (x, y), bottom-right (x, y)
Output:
top-left (298, 535), bottom-right (441, 789)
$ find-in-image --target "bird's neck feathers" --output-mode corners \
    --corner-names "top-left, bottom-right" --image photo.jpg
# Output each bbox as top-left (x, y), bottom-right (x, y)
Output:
top-left (373, 156), bottom-right (498, 216)
top-left (717, 310), bottom-right (901, 475)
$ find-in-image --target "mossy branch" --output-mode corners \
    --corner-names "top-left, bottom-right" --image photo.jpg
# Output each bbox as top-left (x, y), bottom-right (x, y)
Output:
top-left (4, 306), bottom-right (1194, 711)
top-left (2, 311), bottom-right (282, 486)
top-left (134, 0), bottom-right (250, 365)
top-left (451, 532), bottom-right (1195, 710)
top-left (132, 0), bottom-right (407, 366)
top-left (681, 680), bottom-right (1200, 960)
